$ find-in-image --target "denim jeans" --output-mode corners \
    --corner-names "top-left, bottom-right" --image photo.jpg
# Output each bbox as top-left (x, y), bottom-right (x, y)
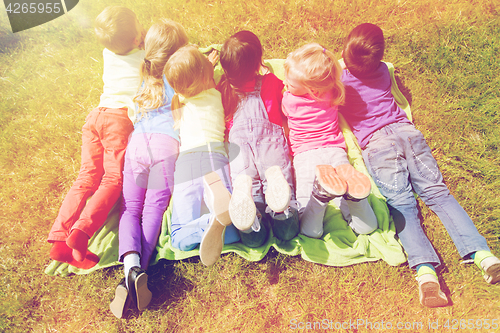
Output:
top-left (119, 133), bottom-right (178, 268)
top-left (362, 122), bottom-right (489, 268)
top-left (170, 150), bottom-right (240, 251)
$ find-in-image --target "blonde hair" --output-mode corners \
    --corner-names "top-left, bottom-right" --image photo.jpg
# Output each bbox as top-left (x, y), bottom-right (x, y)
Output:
top-left (94, 6), bottom-right (139, 55)
top-left (163, 45), bottom-right (215, 129)
top-left (284, 43), bottom-right (345, 106)
top-left (134, 19), bottom-right (188, 119)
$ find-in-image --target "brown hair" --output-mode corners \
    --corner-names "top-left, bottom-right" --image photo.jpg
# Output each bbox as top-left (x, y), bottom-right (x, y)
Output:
top-left (94, 6), bottom-right (139, 55)
top-left (284, 43), bottom-right (344, 106)
top-left (218, 30), bottom-right (263, 122)
top-left (343, 23), bottom-right (385, 78)
top-left (133, 19), bottom-right (188, 119)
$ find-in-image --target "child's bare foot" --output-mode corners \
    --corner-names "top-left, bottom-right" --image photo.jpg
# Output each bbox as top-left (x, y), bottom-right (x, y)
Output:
top-left (50, 241), bottom-right (99, 269)
top-left (66, 229), bottom-right (90, 262)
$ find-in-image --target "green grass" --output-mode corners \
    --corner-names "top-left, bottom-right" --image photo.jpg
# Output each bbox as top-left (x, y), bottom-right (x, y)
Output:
top-left (1, 0), bottom-right (500, 332)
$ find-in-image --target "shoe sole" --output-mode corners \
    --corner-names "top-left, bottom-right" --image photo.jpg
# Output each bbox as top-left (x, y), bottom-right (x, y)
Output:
top-left (229, 174), bottom-right (256, 230)
top-left (315, 165), bottom-right (346, 197)
top-left (334, 164), bottom-right (371, 200)
top-left (200, 217), bottom-right (225, 266)
top-left (109, 283), bottom-right (129, 319)
top-left (203, 171), bottom-right (232, 226)
top-left (134, 272), bottom-right (152, 311)
top-left (484, 262), bottom-right (500, 284)
top-left (265, 165), bottom-right (291, 212)
top-left (419, 281), bottom-right (448, 308)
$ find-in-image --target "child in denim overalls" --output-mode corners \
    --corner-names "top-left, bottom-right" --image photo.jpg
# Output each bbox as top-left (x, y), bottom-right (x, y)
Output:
top-left (218, 31), bottom-right (299, 247)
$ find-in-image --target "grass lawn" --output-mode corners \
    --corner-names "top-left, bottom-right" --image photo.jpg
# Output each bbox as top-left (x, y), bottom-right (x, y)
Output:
top-left (1, 0), bottom-right (499, 332)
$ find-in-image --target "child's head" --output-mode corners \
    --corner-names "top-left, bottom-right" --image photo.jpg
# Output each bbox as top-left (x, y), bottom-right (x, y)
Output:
top-left (284, 43), bottom-right (344, 106)
top-left (164, 45), bottom-right (215, 128)
top-left (94, 6), bottom-right (144, 55)
top-left (164, 45), bottom-right (215, 98)
top-left (343, 23), bottom-right (385, 77)
top-left (218, 30), bottom-right (263, 121)
top-left (220, 30), bottom-right (263, 88)
top-left (134, 19), bottom-right (189, 114)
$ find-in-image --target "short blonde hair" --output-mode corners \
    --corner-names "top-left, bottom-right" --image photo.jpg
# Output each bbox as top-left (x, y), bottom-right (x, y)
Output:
top-left (164, 45), bottom-right (215, 128)
top-left (94, 6), bottom-right (139, 55)
top-left (134, 19), bottom-right (189, 118)
top-left (284, 43), bottom-right (344, 106)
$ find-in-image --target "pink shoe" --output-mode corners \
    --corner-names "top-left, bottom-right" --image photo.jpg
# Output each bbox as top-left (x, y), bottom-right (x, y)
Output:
top-left (334, 164), bottom-right (371, 200)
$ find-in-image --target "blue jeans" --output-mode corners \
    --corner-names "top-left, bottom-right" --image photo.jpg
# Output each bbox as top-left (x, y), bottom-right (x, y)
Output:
top-left (170, 151), bottom-right (240, 251)
top-left (362, 123), bottom-right (489, 269)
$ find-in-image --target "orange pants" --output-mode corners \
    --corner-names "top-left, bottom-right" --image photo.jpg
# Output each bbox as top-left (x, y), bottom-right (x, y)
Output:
top-left (48, 107), bottom-right (134, 242)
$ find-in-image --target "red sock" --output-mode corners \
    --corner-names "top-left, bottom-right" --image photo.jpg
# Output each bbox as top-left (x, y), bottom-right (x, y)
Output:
top-left (66, 229), bottom-right (90, 262)
top-left (49, 241), bottom-right (99, 269)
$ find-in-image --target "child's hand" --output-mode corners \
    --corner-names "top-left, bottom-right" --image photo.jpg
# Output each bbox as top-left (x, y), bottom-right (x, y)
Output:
top-left (260, 63), bottom-right (270, 75)
top-left (207, 49), bottom-right (219, 66)
top-left (338, 58), bottom-right (346, 70)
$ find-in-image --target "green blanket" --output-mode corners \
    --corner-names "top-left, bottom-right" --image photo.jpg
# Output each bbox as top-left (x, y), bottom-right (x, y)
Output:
top-left (45, 55), bottom-right (409, 277)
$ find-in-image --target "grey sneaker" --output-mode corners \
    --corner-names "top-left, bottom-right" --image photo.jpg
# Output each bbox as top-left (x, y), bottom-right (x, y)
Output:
top-left (476, 256), bottom-right (500, 284)
top-left (199, 215), bottom-right (225, 266)
top-left (264, 165), bottom-right (291, 213)
top-left (417, 274), bottom-right (448, 308)
top-left (229, 174), bottom-right (256, 231)
top-left (203, 171), bottom-right (232, 226)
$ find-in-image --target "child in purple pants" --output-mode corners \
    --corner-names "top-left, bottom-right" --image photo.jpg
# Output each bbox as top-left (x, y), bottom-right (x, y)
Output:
top-left (109, 19), bottom-right (189, 318)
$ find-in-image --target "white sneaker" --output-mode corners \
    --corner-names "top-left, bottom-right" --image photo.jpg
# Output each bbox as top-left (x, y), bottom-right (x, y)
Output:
top-left (199, 215), bottom-right (225, 266)
top-left (264, 165), bottom-right (291, 213)
top-left (417, 274), bottom-right (448, 308)
top-left (229, 174), bottom-right (256, 231)
top-left (203, 171), bottom-right (232, 226)
top-left (479, 256), bottom-right (500, 284)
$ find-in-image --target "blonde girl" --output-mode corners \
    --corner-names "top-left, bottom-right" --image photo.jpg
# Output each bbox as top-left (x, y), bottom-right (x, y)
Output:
top-left (164, 45), bottom-right (240, 267)
top-left (282, 42), bottom-right (378, 238)
top-left (110, 19), bottom-right (188, 318)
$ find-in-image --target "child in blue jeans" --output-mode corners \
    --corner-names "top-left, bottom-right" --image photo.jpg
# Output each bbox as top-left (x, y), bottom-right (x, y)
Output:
top-left (165, 45), bottom-right (240, 266)
top-left (339, 23), bottom-right (500, 307)
top-left (218, 31), bottom-right (299, 247)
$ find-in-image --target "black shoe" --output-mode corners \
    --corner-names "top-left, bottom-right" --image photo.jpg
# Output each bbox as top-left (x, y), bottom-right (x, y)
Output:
top-left (109, 278), bottom-right (130, 319)
top-left (128, 266), bottom-right (152, 311)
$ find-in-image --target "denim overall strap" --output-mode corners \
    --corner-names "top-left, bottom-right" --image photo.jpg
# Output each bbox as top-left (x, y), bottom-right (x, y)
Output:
top-left (231, 76), bottom-right (267, 126)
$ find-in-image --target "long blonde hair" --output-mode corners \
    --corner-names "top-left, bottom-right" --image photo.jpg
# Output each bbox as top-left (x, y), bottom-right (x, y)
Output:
top-left (134, 19), bottom-right (188, 119)
top-left (163, 45), bottom-right (215, 129)
top-left (284, 43), bottom-right (345, 106)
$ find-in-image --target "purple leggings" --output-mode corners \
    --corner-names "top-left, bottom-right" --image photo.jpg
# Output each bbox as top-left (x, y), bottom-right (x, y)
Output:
top-left (119, 132), bottom-right (179, 269)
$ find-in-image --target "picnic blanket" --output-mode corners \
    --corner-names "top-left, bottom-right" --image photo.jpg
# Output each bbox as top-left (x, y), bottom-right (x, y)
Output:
top-left (45, 53), bottom-right (409, 277)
